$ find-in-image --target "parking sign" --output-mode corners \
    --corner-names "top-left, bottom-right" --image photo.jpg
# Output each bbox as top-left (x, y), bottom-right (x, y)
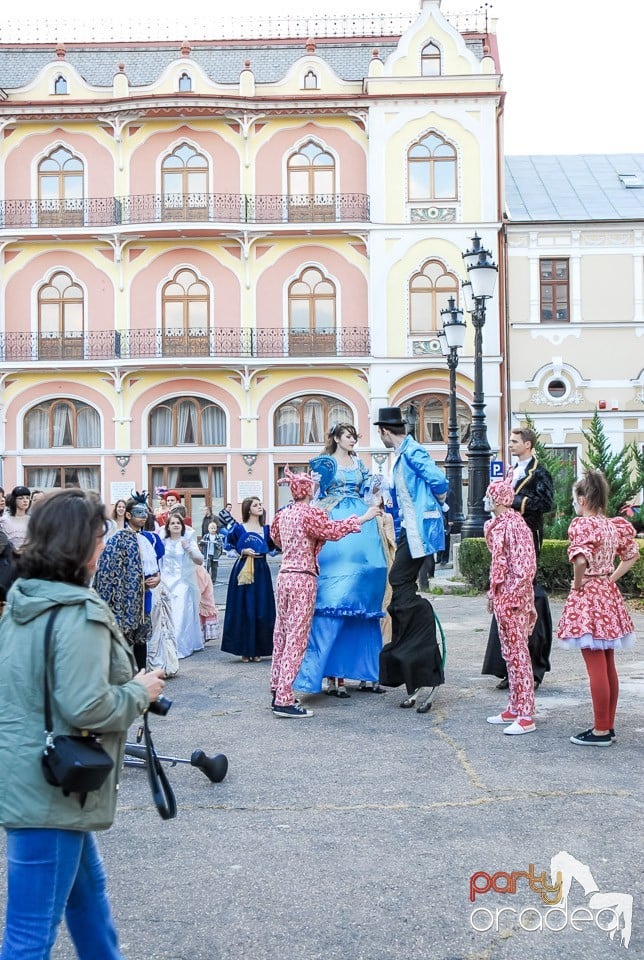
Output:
top-left (490, 460), bottom-right (504, 479)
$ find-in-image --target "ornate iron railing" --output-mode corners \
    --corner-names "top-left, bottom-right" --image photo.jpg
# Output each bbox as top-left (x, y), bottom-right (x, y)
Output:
top-left (0, 327), bottom-right (370, 361)
top-left (0, 193), bottom-right (370, 229)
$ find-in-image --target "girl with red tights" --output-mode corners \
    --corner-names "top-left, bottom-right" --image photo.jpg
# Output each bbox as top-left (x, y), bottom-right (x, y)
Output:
top-left (558, 470), bottom-right (639, 746)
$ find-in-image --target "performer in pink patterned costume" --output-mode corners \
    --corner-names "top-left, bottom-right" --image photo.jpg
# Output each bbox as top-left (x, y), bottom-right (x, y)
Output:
top-left (558, 469), bottom-right (639, 747)
top-left (269, 468), bottom-right (380, 718)
top-left (484, 479), bottom-right (538, 736)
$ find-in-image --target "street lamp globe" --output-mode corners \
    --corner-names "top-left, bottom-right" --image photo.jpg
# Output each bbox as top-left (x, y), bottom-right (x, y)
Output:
top-left (440, 296), bottom-right (466, 350)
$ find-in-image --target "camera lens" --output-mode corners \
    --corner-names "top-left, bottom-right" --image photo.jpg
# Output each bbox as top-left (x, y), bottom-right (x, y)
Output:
top-left (147, 695), bottom-right (173, 716)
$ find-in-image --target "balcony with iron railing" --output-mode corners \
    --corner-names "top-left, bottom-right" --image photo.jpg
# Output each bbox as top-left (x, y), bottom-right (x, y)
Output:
top-left (0, 193), bottom-right (371, 230)
top-left (0, 327), bottom-right (371, 362)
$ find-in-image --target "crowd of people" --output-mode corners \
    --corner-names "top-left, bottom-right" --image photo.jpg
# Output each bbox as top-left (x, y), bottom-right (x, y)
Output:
top-left (0, 413), bottom-right (640, 956)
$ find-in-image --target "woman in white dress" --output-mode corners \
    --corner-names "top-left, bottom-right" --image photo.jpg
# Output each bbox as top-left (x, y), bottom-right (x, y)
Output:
top-left (0, 486), bottom-right (31, 551)
top-left (160, 513), bottom-right (204, 659)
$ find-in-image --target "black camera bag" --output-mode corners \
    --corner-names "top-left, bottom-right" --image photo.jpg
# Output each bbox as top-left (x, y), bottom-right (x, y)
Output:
top-left (40, 607), bottom-right (114, 799)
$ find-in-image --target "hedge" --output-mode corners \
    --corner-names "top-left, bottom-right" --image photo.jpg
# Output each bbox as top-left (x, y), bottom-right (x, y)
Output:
top-left (458, 538), bottom-right (644, 597)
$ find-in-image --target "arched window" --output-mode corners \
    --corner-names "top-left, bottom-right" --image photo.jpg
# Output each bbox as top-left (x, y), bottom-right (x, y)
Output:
top-left (24, 399), bottom-right (100, 448)
top-left (149, 397), bottom-right (225, 446)
top-left (161, 142), bottom-right (208, 220)
top-left (53, 75), bottom-right (68, 94)
top-left (162, 268), bottom-right (210, 357)
top-left (408, 132), bottom-right (457, 201)
top-left (178, 72), bottom-right (192, 92)
top-left (303, 70), bottom-right (318, 89)
top-left (274, 396), bottom-right (352, 445)
top-left (421, 42), bottom-right (441, 77)
top-left (38, 271), bottom-right (84, 359)
top-left (38, 146), bottom-right (84, 226)
top-left (402, 395), bottom-right (471, 445)
top-left (288, 266), bottom-right (336, 355)
top-left (287, 140), bottom-right (335, 221)
top-left (409, 260), bottom-right (459, 333)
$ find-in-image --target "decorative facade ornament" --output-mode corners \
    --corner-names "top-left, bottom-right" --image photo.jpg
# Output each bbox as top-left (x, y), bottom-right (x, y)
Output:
top-left (529, 390), bottom-right (583, 407)
top-left (410, 206), bottom-right (456, 223)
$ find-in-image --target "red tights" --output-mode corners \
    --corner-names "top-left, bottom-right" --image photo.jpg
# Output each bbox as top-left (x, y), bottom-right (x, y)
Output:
top-left (581, 648), bottom-right (618, 731)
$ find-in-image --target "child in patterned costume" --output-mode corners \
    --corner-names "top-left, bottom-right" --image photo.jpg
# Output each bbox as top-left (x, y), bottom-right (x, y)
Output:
top-left (558, 470), bottom-right (639, 746)
top-left (484, 479), bottom-right (538, 736)
top-left (269, 468), bottom-right (381, 718)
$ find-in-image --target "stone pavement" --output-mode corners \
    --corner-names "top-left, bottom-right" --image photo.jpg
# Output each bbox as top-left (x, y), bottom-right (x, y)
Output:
top-left (1, 578), bottom-right (642, 960)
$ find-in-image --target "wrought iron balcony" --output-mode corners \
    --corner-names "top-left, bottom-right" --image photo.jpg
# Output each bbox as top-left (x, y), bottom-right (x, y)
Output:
top-left (0, 327), bottom-right (371, 361)
top-left (0, 193), bottom-right (370, 229)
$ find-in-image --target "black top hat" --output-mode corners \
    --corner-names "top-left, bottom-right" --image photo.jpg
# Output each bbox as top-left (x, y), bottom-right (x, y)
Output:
top-left (373, 407), bottom-right (407, 427)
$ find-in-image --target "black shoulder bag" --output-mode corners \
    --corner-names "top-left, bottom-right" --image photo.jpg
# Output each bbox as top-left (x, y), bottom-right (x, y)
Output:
top-left (41, 607), bottom-right (114, 799)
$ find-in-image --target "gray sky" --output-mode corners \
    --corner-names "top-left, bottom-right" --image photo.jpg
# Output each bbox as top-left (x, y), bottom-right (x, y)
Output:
top-left (5, 0), bottom-right (642, 156)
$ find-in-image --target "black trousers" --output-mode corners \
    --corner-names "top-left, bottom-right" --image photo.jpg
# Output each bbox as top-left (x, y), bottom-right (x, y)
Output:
top-left (379, 529), bottom-right (444, 694)
top-left (481, 582), bottom-right (552, 683)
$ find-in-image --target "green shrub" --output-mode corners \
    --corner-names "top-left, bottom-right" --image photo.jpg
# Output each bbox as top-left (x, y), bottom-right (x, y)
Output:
top-left (458, 538), bottom-right (644, 597)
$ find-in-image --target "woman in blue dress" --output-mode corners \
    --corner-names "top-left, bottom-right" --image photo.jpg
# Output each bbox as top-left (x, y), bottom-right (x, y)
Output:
top-left (221, 497), bottom-right (276, 661)
top-left (294, 423), bottom-right (388, 697)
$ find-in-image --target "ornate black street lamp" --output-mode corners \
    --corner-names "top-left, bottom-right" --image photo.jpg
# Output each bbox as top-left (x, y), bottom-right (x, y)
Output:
top-left (438, 295), bottom-right (466, 534)
top-left (459, 233), bottom-right (498, 538)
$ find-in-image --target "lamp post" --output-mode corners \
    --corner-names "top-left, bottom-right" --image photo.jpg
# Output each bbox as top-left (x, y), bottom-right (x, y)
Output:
top-left (438, 295), bottom-right (466, 534)
top-left (460, 233), bottom-right (498, 538)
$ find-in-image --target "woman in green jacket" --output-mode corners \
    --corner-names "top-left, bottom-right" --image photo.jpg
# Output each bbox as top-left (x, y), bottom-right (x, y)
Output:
top-left (0, 488), bottom-right (165, 960)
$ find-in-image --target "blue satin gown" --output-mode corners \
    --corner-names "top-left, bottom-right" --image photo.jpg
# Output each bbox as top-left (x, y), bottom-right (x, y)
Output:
top-left (294, 458), bottom-right (387, 692)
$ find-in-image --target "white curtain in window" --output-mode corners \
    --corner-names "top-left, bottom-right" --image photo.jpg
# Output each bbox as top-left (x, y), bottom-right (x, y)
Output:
top-left (327, 402), bottom-right (351, 427)
top-left (212, 467), bottom-right (223, 499)
top-left (177, 401), bottom-right (197, 444)
top-left (76, 467), bottom-right (99, 489)
top-left (202, 406), bottom-right (225, 445)
top-left (150, 407), bottom-right (173, 445)
top-left (276, 407), bottom-right (299, 445)
top-left (303, 401), bottom-right (323, 444)
top-left (25, 408), bottom-right (49, 448)
top-left (26, 467), bottom-right (58, 488)
top-left (76, 407), bottom-right (100, 447)
top-left (52, 404), bottom-right (72, 446)
top-left (198, 468), bottom-right (209, 488)
top-left (167, 468), bottom-right (180, 487)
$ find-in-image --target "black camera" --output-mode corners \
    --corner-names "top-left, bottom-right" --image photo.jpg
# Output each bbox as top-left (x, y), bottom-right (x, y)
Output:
top-left (148, 695), bottom-right (173, 717)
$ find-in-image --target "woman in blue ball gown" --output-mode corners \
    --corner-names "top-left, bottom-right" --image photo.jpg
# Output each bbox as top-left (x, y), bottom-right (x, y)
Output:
top-left (294, 423), bottom-right (388, 697)
top-left (221, 497), bottom-right (276, 661)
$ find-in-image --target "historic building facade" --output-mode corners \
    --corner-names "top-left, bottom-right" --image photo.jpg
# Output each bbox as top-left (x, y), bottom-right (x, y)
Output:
top-left (0, 0), bottom-right (504, 525)
top-left (504, 153), bottom-right (644, 473)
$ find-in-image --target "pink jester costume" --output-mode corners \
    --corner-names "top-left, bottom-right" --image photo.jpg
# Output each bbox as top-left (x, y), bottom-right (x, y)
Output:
top-left (484, 480), bottom-right (537, 730)
top-left (269, 469), bottom-right (362, 717)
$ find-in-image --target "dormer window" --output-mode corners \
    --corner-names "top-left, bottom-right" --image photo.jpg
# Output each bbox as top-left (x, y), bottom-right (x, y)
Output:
top-left (178, 72), bottom-right (192, 92)
top-left (421, 42), bottom-right (441, 77)
top-left (303, 70), bottom-right (318, 90)
top-left (54, 75), bottom-right (68, 95)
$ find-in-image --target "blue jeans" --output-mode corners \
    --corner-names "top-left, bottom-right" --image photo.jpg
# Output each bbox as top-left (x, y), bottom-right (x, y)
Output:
top-left (1, 828), bottom-right (123, 960)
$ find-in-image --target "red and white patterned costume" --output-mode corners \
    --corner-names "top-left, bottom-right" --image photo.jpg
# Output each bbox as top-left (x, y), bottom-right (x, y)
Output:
top-left (484, 482), bottom-right (537, 720)
top-left (558, 516), bottom-right (637, 650)
top-left (270, 501), bottom-right (361, 707)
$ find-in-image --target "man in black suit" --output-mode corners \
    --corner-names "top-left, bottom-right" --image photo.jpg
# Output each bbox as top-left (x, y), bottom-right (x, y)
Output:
top-left (482, 427), bottom-right (555, 689)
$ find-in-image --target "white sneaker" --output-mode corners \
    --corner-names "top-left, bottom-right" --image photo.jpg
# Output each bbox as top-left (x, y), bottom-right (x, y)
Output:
top-left (486, 710), bottom-right (518, 725)
top-left (503, 718), bottom-right (536, 735)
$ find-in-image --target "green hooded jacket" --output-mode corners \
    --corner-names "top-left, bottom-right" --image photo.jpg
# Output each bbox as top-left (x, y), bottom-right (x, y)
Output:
top-left (0, 578), bottom-right (150, 831)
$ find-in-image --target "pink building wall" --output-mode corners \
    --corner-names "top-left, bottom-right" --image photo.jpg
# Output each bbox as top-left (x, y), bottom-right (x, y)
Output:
top-left (4, 251), bottom-right (114, 333)
top-left (129, 377), bottom-right (242, 448)
top-left (4, 129), bottom-right (115, 199)
top-left (256, 375), bottom-right (370, 448)
top-left (129, 126), bottom-right (241, 195)
top-left (255, 122), bottom-right (367, 194)
top-left (255, 245), bottom-right (368, 329)
top-left (4, 380), bottom-right (116, 450)
top-left (129, 247), bottom-right (241, 330)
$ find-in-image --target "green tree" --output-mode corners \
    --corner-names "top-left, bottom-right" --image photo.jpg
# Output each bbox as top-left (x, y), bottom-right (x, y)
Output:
top-left (581, 410), bottom-right (644, 517)
top-left (521, 415), bottom-right (575, 538)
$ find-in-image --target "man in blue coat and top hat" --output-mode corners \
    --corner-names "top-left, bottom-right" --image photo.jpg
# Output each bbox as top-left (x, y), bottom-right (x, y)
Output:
top-left (374, 407), bottom-right (449, 712)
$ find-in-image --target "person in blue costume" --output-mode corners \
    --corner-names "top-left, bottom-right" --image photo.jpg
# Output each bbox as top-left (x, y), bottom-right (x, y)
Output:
top-left (221, 496), bottom-right (276, 662)
top-left (294, 422), bottom-right (388, 698)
